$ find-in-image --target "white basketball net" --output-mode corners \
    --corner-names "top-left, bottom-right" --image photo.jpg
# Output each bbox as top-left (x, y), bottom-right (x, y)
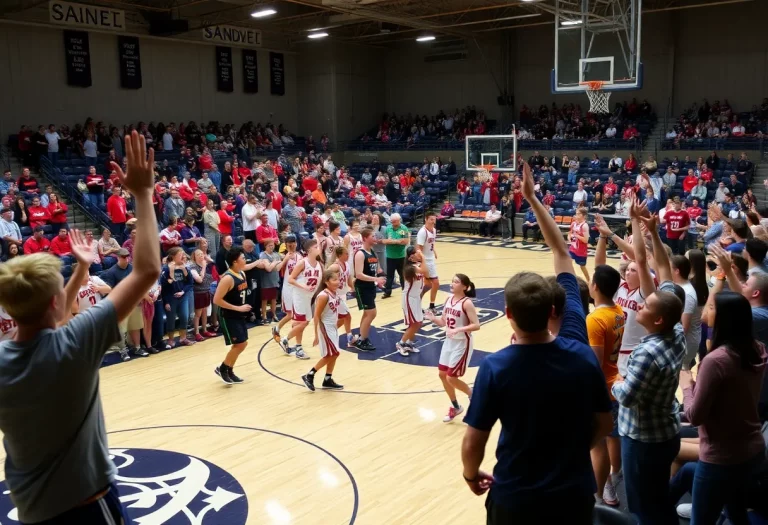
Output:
top-left (584, 82), bottom-right (611, 114)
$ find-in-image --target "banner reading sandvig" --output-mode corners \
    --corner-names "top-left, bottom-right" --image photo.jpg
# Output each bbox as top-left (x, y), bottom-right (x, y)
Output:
top-left (203, 25), bottom-right (262, 48)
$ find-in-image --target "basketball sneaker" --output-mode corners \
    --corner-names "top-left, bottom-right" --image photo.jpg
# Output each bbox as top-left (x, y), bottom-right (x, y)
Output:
top-left (396, 341), bottom-right (410, 356)
top-left (676, 504), bottom-right (692, 519)
top-left (404, 341), bottom-right (420, 353)
top-left (301, 373), bottom-right (316, 392)
top-left (347, 333), bottom-right (360, 347)
top-left (443, 405), bottom-right (464, 423)
top-left (131, 346), bottom-right (150, 358)
top-left (228, 369), bottom-right (244, 384)
top-left (602, 480), bottom-right (619, 507)
top-left (321, 378), bottom-right (344, 390)
top-left (215, 366), bottom-right (234, 385)
top-left (279, 337), bottom-right (293, 355)
top-left (272, 325), bottom-right (281, 343)
top-left (294, 346), bottom-right (310, 360)
top-left (119, 348), bottom-right (131, 362)
top-left (354, 338), bottom-right (375, 352)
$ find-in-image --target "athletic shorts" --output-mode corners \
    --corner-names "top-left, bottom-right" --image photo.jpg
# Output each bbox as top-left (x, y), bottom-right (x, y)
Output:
top-left (355, 284), bottom-right (376, 311)
top-left (292, 290), bottom-right (313, 322)
top-left (220, 316), bottom-right (249, 346)
top-left (424, 259), bottom-right (438, 280)
top-left (318, 321), bottom-right (340, 358)
top-left (402, 295), bottom-right (423, 326)
top-left (569, 251), bottom-right (587, 266)
top-left (338, 294), bottom-right (350, 318)
top-left (438, 334), bottom-right (473, 377)
top-left (282, 285), bottom-right (294, 314)
top-left (261, 287), bottom-right (277, 301)
top-left (119, 306), bottom-right (144, 332)
top-left (194, 291), bottom-right (211, 310)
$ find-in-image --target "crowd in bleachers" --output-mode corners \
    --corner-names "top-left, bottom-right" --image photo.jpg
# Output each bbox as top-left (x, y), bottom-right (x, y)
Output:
top-left (663, 98), bottom-right (768, 150)
top-left (353, 107), bottom-right (490, 150)
top-left (515, 99), bottom-right (656, 149)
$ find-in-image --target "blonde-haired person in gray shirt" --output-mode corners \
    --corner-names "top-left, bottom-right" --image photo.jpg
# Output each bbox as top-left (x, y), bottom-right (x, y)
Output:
top-left (0, 131), bottom-right (161, 524)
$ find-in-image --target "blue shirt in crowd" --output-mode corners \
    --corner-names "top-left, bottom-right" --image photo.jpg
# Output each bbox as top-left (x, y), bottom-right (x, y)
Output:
top-left (464, 273), bottom-right (611, 509)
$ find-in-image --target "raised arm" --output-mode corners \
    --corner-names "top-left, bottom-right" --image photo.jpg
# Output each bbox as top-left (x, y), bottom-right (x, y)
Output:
top-left (629, 199), bottom-right (657, 298)
top-left (521, 161), bottom-right (573, 276)
top-left (709, 245), bottom-right (743, 293)
top-left (639, 213), bottom-right (672, 284)
top-left (102, 132), bottom-right (161, 322)
top-left (63, 230), bottom-right (93, 312)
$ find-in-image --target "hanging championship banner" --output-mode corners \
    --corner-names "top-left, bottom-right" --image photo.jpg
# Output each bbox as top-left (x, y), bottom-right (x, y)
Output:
top-left (63, 30), bottom-right (92, 87)
top-left (269, 52), bottom-right (285, 96)
top-left (242, 49), bottom-right (258, 93)
top-left (216, 46), bottom-right (233, 93)
top-left (118, 36), bottom-right (142, 89)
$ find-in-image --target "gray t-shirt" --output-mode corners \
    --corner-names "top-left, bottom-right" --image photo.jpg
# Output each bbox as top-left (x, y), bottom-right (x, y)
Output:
top-left (259, 251), bottom-right (281, 288)
top-left (0, 300), bottom-right (121, 522)
top-left (680, 281), bottom-right (703, 366)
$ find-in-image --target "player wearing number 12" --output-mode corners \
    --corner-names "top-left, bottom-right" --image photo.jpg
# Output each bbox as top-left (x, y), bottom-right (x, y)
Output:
top-left (214, 247), bottom-right (253, 385)
top-left (425, 273), bottom-right (480, 423)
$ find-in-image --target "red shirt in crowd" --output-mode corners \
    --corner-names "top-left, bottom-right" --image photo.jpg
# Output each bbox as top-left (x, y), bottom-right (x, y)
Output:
top-left (50, 234), bottom-right (72, 256)
top-left (266, 191), bottom-right (283, 213)
top-left (687, 205), bottom-right (703, 222)
top-left (23, 235), bottom-right (50, 254)
top-left (302, 177), bottom-right (319, 193)
top-left (700, 169), bottom-right (713, 183)
top-left (664, 209), bottom-right (690, 240)
top-left (682, 175), bottom-right (698, 193)
top-left (256, 223), bottom-right (278, 244)
top-left (28, 205), bottom-right (51, 228)
top-left (48, 201), bottom-right (68, 224)
top-left (199, 154), bottom-right (213, 171)
top-left (17, 175), bottom-right (39, 193)
top-left (217, 210), bottom-right (234, 235)
top-left (106, 194), bottom-right (127, 224)
top-left (624, 158), bottom-right (637, 172)
top-left (603, 182), bottom-right (618, 196)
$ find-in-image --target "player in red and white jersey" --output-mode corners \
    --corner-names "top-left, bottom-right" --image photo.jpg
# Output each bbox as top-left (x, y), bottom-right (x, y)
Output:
top-left (72, 270), bottom-right (112, 316)
top-left (322, 220), bottom-right (344, 264)
top-left (425, 273), bottom-right (481, 423)
top-left (273, 234), bottom-right (300, 343)
top-left (569, 208), bottom-right (590, 281)
top-left (416, 212), bottom-right (440, 311)
top-left (343, 219), bottom-right (363, 255)
top-left (0, 307), bottom-right (18, 342)
top-left (280, 239), bottom-right (323, 360)
top-left (595, 202), bottom-right (659, 377)
top-left (326, 244), bottom-right (359, 347)
top-left (398, 246), bottom-right (429, 356)
top-left (301, 269), bottom-right (345, 392)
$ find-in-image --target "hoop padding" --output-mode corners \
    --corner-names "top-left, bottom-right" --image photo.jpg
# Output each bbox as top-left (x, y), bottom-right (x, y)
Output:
top-left (582, 81), bottom-right (612, 114)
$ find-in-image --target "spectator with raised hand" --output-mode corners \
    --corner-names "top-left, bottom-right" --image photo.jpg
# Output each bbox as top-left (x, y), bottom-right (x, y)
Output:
top-left (462, 161), bottom-right (612, 524)
top-left (612, 202), bottom-right (686, 525)
top-left (0, 131), bottom-right (159, 524)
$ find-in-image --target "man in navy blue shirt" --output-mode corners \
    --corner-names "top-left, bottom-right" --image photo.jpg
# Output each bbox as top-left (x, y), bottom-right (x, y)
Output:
top-left (462, 161), bottom-right (613, 524)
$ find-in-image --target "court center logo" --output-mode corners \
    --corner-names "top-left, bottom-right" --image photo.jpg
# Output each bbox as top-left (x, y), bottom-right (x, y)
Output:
top-left (345, 285), bottom-right (505, 368)
top-left (0, 448), bottom-right (248, 524)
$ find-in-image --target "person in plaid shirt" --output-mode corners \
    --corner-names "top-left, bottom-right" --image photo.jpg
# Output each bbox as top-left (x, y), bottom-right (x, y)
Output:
top-left (612, 199), bottom-right (686, 525)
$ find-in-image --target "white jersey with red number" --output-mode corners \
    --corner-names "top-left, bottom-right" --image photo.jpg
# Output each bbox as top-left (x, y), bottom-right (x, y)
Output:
top-left (569, 221), bottom-right (589, 257)
top-left (438, 294), bottom-right (474, 377)
top-left (338, 260), bottom-right (351, 294)
top-left (296, 258), bottom-right (322, 297)
top-left (324, 235), bottom-right (343, 262)
top-left (282, 252), bottom-right (301, 313)
top-left (0, 307), bottom-right (18, 342)
top-left (442, 294), bottom-right (469, 339)
top-left (402, 265), bottom-right (425, 327)
top-left (614, 281), bottom-right (648, 376)
top-left (77, 276), bottom-right (108, 313)
top-left (317, 289), bottom-right (340, 358)
top-left (417, 226), bottom-right (437, 260)
top-left (347, 233), bottom-right (363, 254)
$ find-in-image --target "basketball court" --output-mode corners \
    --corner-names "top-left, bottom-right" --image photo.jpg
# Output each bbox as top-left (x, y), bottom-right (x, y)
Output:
top-left (1, 239), bottom-right (619, 524)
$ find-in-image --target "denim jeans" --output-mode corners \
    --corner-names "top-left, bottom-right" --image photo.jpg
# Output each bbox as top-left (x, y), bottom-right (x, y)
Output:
top-left (165, 295), bottom-right (190, 336)
top-left (472, 185), bottom-right (482, 204)
top-left (85, 156), bottom-right (97, 167)
top-left (47, 151), bottom-right (59, 165)
top-left (568, 171), bottom-right (577, 184)
top-left (102, 256), bottom-right (117, 270)
top-left (691, 453), bottom-right (764, 525)
top-left (85, 192), bottom-right (104, 209)
top-left (622, 434), bottom-right (680, 525)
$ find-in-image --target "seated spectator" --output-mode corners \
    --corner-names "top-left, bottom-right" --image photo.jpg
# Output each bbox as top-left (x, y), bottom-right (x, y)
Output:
top-left (478, 204), bottom-right (501, 237)
top-left (50, 227), bottom-right (74, 264)
top-left (47, 193), bottom-right (68, 230)
top-left (98, 227), bottom-right (122, 268)
top-left (572, 182), bottom-right (587, 207)
top-left (682, 170), bottom-right (698, 194)
top-left (84, 229), bottom-right (102, 273)
top-left (603, 176), bottom-right (618, 197)
top-left (690, 179), bottom-right (707, 204)
top-left (715, 182), bottom-right (730, 204)
top-left (728, 174), bottom-right (744, 196)
top-left (17, 168), bottom-right (39, 195)
top-left (23, 226), bottom-right (50, 254)
top-left (521, 208), bottom-right (539, 241)
top-left (608, 153), bottom-right (622, 172)
top-left (27, 196), bottom-right (50, 229)
top-left (624, 153), bottom-right (638, 172)
top-left (737, 152), bottom-right (753, 178)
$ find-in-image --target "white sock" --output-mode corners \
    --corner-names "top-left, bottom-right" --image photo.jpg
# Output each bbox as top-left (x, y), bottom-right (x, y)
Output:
top-left (610, 470), bottom-right (622, 483)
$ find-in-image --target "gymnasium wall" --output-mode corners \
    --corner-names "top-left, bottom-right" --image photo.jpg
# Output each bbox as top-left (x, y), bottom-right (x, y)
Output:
top-left (0, 22), bottom-right (298, 140)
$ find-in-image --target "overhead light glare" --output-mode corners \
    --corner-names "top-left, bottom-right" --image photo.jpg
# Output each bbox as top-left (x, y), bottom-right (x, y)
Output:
top-left (416, 35), bottom-right (436, 42)
top-left (308, 32), bottom-right (329, 39)
top-left (251, 8), bottom-right (277, 18)
top-left (561, 19), bottom-right (583, 26)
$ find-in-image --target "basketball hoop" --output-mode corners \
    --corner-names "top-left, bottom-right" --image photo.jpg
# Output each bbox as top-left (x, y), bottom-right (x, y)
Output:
top-left (581, 80), bottom-right (611, 114)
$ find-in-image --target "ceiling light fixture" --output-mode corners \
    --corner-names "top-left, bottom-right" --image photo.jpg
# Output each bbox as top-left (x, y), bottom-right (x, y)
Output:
top-left (560, 19), bottom-right (583, 26)
top-left (251, 8), bottom-right (277, 18)
top-left (416, 35), bottom-right (436, 42)
top-left (308, 32), bottom-right (329, 39)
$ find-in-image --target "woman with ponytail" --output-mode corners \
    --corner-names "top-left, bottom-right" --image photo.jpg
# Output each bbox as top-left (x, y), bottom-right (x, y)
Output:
top-left (302, 269), bottom-right (345, 392)
top-left (425, 273), bottom-right (480, 423)
top-left (398, 245), bottom-right (429, 356)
